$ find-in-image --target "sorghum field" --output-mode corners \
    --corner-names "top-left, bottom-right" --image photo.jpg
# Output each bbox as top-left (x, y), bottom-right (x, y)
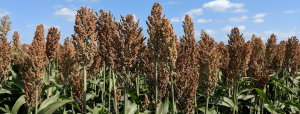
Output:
top-left (0, 2), bottom-right (300, 114)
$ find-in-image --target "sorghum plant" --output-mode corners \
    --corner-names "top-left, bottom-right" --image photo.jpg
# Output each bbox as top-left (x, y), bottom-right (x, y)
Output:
top-left (58, 37), bottom-right (77, 88)
top-left (0, 37), bottom-right (13, 90)
top-left (0, 15), bottom-right (12, 38)
top-left (95, 9), bottom-right (117, 111)
top-left (227, 27), bottom-right (252, 114)
top-left (45, 27), bottom-right (61, 99)
top-left (218, 41), bottom-right (232, 89)
top-left (15, 24), bottom-right (48, 113)
top-left (140, 46), bottom-right (169, 112)
top-left (72, 6), bottom-right (97, 113)
top-left (174, 14), bottom-right (198, 114)
top-left (12, 31), bottom-right (21, 52)
top-left (145, 2), bottom-right (177, 113)
top-left (197, 29), bottom-right (222, 114)
top-left (265, 33), bottom-right (277, 68)
top-left (284, 36), bottom-right (300, 78)
top-left (113, 13), bottom-right (146, 113)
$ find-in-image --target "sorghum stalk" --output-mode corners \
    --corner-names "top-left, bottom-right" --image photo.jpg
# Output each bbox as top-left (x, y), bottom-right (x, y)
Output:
top-left (72, 6), bottom-right (97, 113)
top-left (109, 67), bottom-right (111, 114)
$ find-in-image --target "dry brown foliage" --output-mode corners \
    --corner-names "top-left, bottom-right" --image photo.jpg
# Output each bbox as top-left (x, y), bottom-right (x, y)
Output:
top-left (173, 15), bottom-right (198, 114)
top-left (16, 24), bottom-right (48, 109)
top-left (227, 27), bottom-right (253, 86)
top-left (272, 40), bottom-right (286, 72)
top-left (0, 15), bottom-right (12, 38)
top-left (113, 13), bottom-right (146, 88)
top-left (0, 37), bottom-right (12, 89)
top-left (265, 33), bottom-right (277, 67)
top-left (95, 9), bottom-right (117, 69)
top-left (71, 69), bottom-right (84, 109)
top-left (140, 47), bottom-right (169, 109)
top-left (12, 31), bottom-right (21, 51)
top-left (46, 27), bottom-right (61, 66)
top-left (197, 29), bottom-right (222, 95)
top-left (58, 37), bottom-right (78, 86)
top-left (247, 35), bottom-right (274, 97)
top-left (72, 6), bottom-right (97, 70)
top-left (284, 36), bottom-right (300, 78)
top-left (218, 41), bottom-right (232, 88)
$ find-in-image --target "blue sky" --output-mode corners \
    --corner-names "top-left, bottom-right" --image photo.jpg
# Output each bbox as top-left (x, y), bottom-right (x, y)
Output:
top-left (1, 0), bottom-right (299, 45)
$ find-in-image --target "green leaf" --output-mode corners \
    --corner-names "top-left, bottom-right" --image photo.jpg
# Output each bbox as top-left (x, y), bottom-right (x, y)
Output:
top-left (11, 95), bottom-right (26, 114)
top-left (253, 88), bottom-right (276, 113)
top-left (127, 101), bottom-right (137, 114)
top-left (0, 88), bottom-right (12, 94)
top-left (37, 100), bottom-right (79, 114)
top-left (157, 97), bottom-right (169, 114)
top-left (198, 107), bottom-right (216, 114)
top-left (37, 92), bottom-right (60, 112)
top-left (86, 93), bottom-right (97, 101)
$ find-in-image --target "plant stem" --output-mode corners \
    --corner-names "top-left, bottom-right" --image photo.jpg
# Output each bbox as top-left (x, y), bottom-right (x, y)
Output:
top-left (205, 93), bottom-right (209, 114)
top-left (112, 70), bottom-right (119, 114)
top-left (35, 86), bottom-right (38, 114)
top-left (47, 61), bottom-right (50, 99)
top-left (170, 66), bottom-right (175, 114)
top-left (194, 87), bottom-right (197, 114)
top-left (108, 67), bottom-right (111, 114)
top-left (155, 52), bottom-right (158, 114)
top-left (103, 62), bottom-right (106, 109)
top-left (137, 66), bottom-right (140, 113)
top-left (83, 65), bottom-right (87, 114)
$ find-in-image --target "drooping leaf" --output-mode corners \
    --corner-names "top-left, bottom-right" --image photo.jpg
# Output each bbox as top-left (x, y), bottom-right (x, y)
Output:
top-left (11, 95), bottom-right (26, 114)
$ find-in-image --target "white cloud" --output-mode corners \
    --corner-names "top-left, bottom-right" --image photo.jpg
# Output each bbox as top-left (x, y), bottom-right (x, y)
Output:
top-left (228, 15), bottom-right (247, 22)
top-left (53, 5), bottom-right (63, 8)
top-left (168, 1), bottom-right (178, 4)
top-left (205, 29), bottom-right (218, 35)
top-left (263, 29), bottom-right (296, 38)
top-left (221, 25), bottom-right (245, 32)
top-left (185, 8), bottom-right (203, 19)
top-left (203, 0), bottom-right (246, 13)
top-left (194, 30), bottom-right (201, 36)
top-left (43, 25), bottom-right (61, 30)
top-left (170, 17), bottom-right (180, 22)
top-left (253, 18), bottom-right (264, 23)
top-left (54, 8), bottom-right (77, 22)
top-left (291, 27), bottom-right (297, 31)
top-left (132, 14), bottom-right (137, 22)
top-left (233, 8), bottom-right (248, 13)
top-left (196, 18), bottom-right (212, 23)
top-left (253, 13), bottom-right (267, 18)
top-left (26, 24), bottom-right (34, 28)
top-left (283, 10), bottom-right (296, 14)
top-left (0, 9), bottom-right (11, 17)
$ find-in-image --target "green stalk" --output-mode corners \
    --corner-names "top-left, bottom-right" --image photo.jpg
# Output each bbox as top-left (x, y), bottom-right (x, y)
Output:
top-left (83, 65), bottom-right (87, 114)
top-left (137, 65), bottom-right (140, 113)
top-left (28, 107), bottom-right (32, 114)
top-left (170, 65), bottom-right (175, 114)
top-left (194, 88), bottom-right (197, 114)
top-left (103, 62), bottom-right (106, 109)
top-left (205, 93), bottom-right (209, 114)
top-left (35, 86), bottom-right (38, 114)
top-left (124, 71), bottom-right (130, 114)
top-left (112, 70), bottom-right (118, 114)
top-left (108, 67), bottom-right (111, 114)
top-left (260, 97), bottom-right (264, 114)
top-left (64, 81), bottom-right (67, 114)
top-left (71, 86), bottom-right (74, 114)
top-left (47, 61), bottom-right (50, 99)
top-left (155, 52), bottom-right (158, 114)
